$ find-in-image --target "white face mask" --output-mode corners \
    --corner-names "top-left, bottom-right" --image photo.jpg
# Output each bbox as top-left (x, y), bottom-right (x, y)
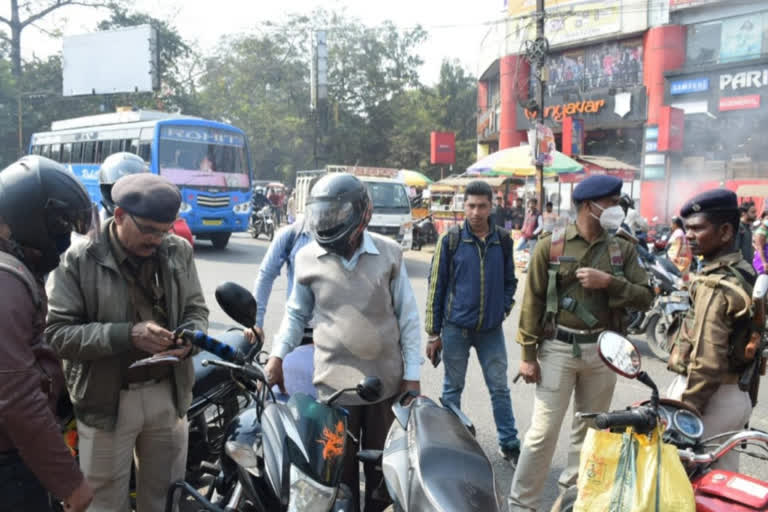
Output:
top-left (590, 202), bottom-right (625, 231)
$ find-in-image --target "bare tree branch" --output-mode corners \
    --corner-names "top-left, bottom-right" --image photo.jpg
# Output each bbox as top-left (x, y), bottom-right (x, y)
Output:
top-left (21, 0), bottom-right (112, 29)
top-left (28, 21), bottom-right (59, 38)
top-left (0, 16), bottom-right (11, 27)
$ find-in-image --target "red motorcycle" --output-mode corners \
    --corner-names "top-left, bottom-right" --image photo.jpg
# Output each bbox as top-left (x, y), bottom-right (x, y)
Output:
top-left (552, 332), bottom-right (768, 512)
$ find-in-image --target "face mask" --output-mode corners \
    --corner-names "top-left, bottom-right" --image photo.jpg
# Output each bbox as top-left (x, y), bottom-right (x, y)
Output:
top-left (54, 232), bottom-right (72, 255)
top-left (590, 203), bottom-right (625, 231)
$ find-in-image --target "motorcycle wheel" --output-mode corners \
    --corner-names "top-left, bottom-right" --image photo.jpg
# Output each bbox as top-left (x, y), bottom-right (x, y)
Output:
top-left (267, 224), bottom-right (274, 241)
top-left (413, 237), bottom-right (422, 251)
top-left (249, 223), bottom-right (258, 239)
top-left (646, 314), bottom-right (672, 362)
top-left (550, 486), bottom-right (578, 512)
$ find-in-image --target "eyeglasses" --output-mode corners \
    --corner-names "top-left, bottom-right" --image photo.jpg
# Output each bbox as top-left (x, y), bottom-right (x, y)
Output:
top-left (129, 215), bottom-right (171, 238)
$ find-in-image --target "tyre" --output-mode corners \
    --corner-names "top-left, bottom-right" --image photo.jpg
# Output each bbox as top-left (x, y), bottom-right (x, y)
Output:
top-left (249, 222), bottom-right (258, 239)
top-left (645, 314), bottom-right (672, 362)
top-left (210, 232), bottom-right (231, 249)
top-left (550, 486), bottom-right (578, 512)
top-left (266, 224), bottom-right (274, 241)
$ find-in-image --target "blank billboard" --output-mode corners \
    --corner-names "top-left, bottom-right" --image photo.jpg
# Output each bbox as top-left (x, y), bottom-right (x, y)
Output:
top-left (62, 24), bottom-right (158, 96)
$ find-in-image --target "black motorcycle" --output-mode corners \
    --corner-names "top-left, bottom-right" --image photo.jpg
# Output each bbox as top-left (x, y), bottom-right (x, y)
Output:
top-left (412, 215), bottom-right (438, 251)
top-left (249, 205), bottom-right (275, 241)
top-left (166, 282), bottom-right (382, 512)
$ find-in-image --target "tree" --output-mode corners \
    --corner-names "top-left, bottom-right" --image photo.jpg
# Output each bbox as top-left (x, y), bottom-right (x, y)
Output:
top-left (0, 0), bottom-right (118, 78)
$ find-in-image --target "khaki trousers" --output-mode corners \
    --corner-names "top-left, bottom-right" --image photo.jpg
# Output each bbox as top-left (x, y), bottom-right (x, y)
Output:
top-left (701, 383), bottom-right (752, 472)
top-left (77, 379), bottom-right (188, 512)
top-left (508, 339), bottom-right (617, 512)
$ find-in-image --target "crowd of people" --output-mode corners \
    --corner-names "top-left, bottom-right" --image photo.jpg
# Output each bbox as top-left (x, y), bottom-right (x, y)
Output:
top-left (0, 152), bottom-right (762, 512)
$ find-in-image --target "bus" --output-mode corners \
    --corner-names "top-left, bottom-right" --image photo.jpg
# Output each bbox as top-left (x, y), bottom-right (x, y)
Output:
top-left (29, 110), bottom-right (253, 249)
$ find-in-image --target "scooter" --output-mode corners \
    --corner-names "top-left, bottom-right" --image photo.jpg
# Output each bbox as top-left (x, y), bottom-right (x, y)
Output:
top-left (552, 330), bottom-right (768, 512)
top-left (165, 281), bottom-right (383, 512)
top-left (356, 392), bottom-right (504, 511)
top-left (249, 205), bottom-right (275, 241)
top-left (411, 215), bottom-right (438, 251)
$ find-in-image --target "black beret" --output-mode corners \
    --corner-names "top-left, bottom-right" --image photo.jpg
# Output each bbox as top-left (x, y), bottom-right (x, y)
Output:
top-left (572, 175), bottom-right (623, 202)
top-left (112, 174), bottom-right (181, 223)
top-left (680, 188), bottom-right (738, 218)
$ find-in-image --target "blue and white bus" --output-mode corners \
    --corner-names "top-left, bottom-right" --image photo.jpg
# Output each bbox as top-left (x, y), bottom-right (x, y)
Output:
top-left (29, 110), bottom-right (253, 249)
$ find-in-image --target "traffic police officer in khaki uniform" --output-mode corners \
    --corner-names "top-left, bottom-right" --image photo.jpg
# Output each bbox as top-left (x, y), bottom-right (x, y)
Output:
top-left (667, 189), bottom-right (756, 471)
top-left (508, 175), bottom-right (653, 511)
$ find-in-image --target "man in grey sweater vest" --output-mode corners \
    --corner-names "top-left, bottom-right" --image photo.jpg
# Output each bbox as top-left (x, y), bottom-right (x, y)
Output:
top-left (266, 173), bottom-right (422, 512)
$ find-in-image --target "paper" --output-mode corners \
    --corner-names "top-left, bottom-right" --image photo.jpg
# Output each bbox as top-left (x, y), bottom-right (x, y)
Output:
top-left (614, 92), bottom-right (631, 118)
top-left (128, 355), bottom-right (180, 369)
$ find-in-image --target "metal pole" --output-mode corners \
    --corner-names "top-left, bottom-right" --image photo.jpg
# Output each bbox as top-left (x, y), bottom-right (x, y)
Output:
top-left (535, 0), bottom-right (545, 210)
top-left (17, 89), bottom-right (22, 158)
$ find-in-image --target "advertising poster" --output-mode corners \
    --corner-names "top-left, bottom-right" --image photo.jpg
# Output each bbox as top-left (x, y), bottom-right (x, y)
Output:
top-left (720, 15), bottom-right (762, 62)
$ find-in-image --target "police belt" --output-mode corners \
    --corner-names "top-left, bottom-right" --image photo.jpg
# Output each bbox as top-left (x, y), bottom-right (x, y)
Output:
top-left (554, 325), bottom-right (602, 345)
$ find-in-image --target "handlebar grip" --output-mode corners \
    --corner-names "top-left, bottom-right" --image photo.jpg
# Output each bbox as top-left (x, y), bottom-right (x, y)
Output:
top-left (190, 330), bottom-right (242, 363)
top-left (595, 408), bottom-right (656, 432)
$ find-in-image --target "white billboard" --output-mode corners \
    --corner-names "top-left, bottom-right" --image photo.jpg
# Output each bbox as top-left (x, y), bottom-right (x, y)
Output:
top-left (62, 25), bottom-right (158, 96)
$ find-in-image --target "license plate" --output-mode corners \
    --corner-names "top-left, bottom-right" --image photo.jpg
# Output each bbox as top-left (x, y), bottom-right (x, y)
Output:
top-left (203, 219), bottom-right (223, 226)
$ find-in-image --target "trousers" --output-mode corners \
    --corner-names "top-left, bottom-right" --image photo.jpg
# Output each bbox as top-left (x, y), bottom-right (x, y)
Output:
top-left (0, 451), bottom-right (53, 512)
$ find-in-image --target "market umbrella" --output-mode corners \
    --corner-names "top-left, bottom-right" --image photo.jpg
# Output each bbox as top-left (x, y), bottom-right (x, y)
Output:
top-left (467, 145), bottom-right (583, 177)
top-left (397, 169), bottom-right (433, 187)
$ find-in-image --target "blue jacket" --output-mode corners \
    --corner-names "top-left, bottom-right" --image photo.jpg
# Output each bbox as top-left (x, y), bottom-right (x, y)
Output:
top-left (425, 221), bottom-right (517, 334)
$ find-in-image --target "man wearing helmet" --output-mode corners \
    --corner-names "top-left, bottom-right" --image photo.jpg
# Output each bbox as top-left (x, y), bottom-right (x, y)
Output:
top-left (266, 173), bottom-right (422, 512)
top-left (46, 173), bottom-right (209, 512)
top-left (0, 156), bottom-right (94, 512)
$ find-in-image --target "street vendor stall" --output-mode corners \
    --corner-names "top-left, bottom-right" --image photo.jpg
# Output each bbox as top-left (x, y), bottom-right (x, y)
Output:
top-left (556, 155), bottom-right (639, 212)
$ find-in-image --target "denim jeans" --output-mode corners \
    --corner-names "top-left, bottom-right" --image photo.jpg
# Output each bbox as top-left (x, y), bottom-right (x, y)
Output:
top-left (441, 323), bottom-right (519, 448)
top-left (0, 452), bottom-right (53, 512)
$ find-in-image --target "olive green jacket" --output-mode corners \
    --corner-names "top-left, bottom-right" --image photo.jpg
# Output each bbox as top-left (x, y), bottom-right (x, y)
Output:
top-left (45, 220), bottom-right (208, 431)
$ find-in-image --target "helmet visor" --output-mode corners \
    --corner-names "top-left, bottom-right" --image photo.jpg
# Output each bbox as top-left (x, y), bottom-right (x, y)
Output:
top-left (46, 199), bottom-right (96, 236)
top-left (307, 200), bottom-right (354, 240)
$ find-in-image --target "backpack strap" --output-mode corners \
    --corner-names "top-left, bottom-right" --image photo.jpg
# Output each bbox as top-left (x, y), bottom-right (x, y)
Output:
top-left (494, 225), bottom-right (513, 262)
top-left (282, 221), bottom-right (302, 262)
top-left (607, 237), bottom-right (625, 277)
top-left (0, 252), bottom-right (42, 310)
top-left (545, 221), bottom-right (568, 321)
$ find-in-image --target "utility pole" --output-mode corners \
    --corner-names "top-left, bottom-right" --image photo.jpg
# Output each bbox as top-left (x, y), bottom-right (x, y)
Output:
top-left (524, 0), bottom-right (549, 210)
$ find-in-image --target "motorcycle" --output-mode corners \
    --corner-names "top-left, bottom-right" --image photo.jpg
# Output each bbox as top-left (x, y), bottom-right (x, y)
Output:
top-left (249, 205), bottom-right (275, 241)
top-left (411, 215), bottom-right (438, 251)
top-left (627, 252), bottom-right (689, 362)
top-left (356, 392), bottom-right (504, 512)
top-left (552, 330), bottom-right (768, 512)
top-left (165, 281), bottom-right (383, 512)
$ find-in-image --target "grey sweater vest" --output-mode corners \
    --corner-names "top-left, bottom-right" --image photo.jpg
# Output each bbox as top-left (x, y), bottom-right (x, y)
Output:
top-left (295, 233), bottom-right (404, 405)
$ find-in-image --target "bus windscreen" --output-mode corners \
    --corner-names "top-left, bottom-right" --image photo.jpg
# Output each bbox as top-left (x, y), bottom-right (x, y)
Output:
top-left (158, 125), bottom-right (249, 189)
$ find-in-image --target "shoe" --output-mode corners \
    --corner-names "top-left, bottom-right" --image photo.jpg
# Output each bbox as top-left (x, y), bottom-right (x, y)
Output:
top-left (499, 443), bottom-right (521, 470)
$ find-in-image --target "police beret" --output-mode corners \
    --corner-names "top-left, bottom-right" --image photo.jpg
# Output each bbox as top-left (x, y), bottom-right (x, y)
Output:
top-left (680, 188), bottom-right (738, 218)
top-left (572, 175), bottom-right (623, 202)
top-left (112, 174), bottom-right (181, 223)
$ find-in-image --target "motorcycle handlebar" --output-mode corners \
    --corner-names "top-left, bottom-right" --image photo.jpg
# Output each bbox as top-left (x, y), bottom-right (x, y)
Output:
top-left (678, 430), bottom-right (768, 466)
top-left (595, 407), bottom-right (657, 433)
top-left (178, 329), bottom-right (244, 363)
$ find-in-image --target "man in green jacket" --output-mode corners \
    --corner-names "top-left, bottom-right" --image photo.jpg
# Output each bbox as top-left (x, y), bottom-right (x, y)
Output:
top-left (46, 174), bottom-right (209, 512)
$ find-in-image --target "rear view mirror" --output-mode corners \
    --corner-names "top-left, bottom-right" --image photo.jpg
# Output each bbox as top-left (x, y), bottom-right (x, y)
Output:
top-left (356, 376), bottom-right (383, 403)
top-left (754, 274), bottom-right (768, 300)
top-left (598, 331), bottom-right (641, 379)
top-left (215, 282), bottom-right (257, 329)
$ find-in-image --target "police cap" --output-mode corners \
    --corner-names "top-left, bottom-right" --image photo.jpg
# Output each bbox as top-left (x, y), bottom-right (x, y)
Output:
top-left (572, 175), bottom-right (623, 202)
top-left (680, 189), bottom-right (738, 218)
top-left (112, 174), bottom-right (181, 223)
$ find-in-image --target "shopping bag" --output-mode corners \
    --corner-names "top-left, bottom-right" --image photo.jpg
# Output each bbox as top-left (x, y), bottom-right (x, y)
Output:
top-left (575, 426), bottom-right (695, 512)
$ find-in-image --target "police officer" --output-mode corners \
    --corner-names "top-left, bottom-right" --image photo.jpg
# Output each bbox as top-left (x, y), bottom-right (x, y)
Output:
top-left (508, 175), bottom-right (653, 512)
top-left (667, 189), bottom-right (755, 471)
top-left (0, 156), bottom-right (94, 512)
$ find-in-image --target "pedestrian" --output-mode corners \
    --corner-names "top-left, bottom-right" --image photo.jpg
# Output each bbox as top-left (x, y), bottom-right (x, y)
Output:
top-left (666, 189), bottom-right (756, 471)
top-left (752, 212), bottom-right (768, 274)
top-left (286, 190), bottom-right (296, 224)
top-left (0, 156), bottom-right (94, 512)
top-left (493, 195), bottom-right (508, 229)
top-left (667, 216), bottom-right (693, 274)
top-left (268, 187), bottom-right (284, 226)
top-left (46, 173), bottom-right (209, 512)
top-left (508, 175), bottom-right (652, 512)
top-left (518, 198), bottom-right (541, 251)
top-left (736, 201), bottom-right (757, 263)
top-left (541, 201), bottom-right (558, 236)
top-left (510, 197), bottom-right (525, 229)
top-left (424, 180), bottom-right (521, 466)
top-left (265, 173), bottom-right (421, 512)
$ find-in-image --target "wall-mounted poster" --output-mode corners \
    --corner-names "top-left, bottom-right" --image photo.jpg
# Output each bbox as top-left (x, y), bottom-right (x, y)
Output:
top-left (721, 15), bottom-right (762, 62)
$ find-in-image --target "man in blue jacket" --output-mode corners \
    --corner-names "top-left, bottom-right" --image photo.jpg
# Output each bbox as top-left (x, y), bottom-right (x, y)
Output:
top-left (425, 180), bottom-right (521, 466)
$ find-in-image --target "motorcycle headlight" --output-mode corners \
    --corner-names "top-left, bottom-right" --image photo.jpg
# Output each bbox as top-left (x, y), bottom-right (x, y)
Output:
top-left (233, 201), bottom-right (252, 214)
top-left (225, 439), bottom-right (261, 477)
top-left (179, 202), bottom-right (192, 214)
top-left (288, 464), bottom-right (336, 512)
top-left (260, 206), bottom-right (272, 216)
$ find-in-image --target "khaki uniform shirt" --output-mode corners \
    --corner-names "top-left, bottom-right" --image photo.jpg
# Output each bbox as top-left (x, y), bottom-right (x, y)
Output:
top-left (679, 252), bottom-right (755, 413)
top-left (517, 223), bottom-right (653, 361)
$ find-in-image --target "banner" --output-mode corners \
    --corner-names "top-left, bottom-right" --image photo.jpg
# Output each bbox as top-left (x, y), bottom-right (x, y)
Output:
top-left (720, 15), bottom-right (762, 62)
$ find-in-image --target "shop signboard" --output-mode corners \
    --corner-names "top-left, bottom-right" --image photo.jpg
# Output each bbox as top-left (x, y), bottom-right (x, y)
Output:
top-left (719, 95), bottom-right (761, 111)
top-left (720, 15), bottom-right (762, 63)
top-left (430, 131), bottom-right (456, 165)
top-left (720, 69), bottom-right (768, 91)
top-left (670, 0), bottom-right (721, 10)
top-left (670, 78), bottom-right (709, 95)
top-left (561, 116), bottom-right (585, 156)
top-left (658, 106), bottom-right (684, 152)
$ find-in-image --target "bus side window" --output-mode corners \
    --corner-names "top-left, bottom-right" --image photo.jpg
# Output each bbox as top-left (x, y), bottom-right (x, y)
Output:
top-left (83, 142), bottom-right (96, 163)
top-left (129, 139), bottom-right (139, 154)
top-left (72, 143), bottom-right (83, 163)
top-left (121, 139), bottom-right (131, 152)
top-left (50, 144), bottom-right (62, 162)
top-left (41, 145), bottom-right (50, 159)
top-left (61, 143), bottom-right (72, 163)
top-left (138, 142), bottom-right (151, 163)
top-left (97, 140), bottom-right (110, 162)
top-left (31, 145), bottom-right (41, 155)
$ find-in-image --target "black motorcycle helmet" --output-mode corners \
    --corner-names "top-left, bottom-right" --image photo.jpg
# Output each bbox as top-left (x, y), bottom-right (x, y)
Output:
top-left (306, 173), bottom-right (372, 256)
top-left (0, 156), bottom-right (93, 273)
top-left (619, 194), bottom-right (634, 215)
top-left (99, 152), bottom-right (149, 215)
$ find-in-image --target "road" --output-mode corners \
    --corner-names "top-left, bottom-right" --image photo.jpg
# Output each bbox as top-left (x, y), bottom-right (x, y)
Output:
top-left (193, 232), bottom-right (768, 510)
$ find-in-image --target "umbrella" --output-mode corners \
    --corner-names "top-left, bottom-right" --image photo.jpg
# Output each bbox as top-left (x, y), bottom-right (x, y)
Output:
top-left (397, 169), bottom-right (433, 187)
top-left (467, 145), bottom-right (583, 177)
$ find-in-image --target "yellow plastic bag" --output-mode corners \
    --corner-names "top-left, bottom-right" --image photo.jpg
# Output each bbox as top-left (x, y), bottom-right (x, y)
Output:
top-left (574, 426), bottom-right (695, 512)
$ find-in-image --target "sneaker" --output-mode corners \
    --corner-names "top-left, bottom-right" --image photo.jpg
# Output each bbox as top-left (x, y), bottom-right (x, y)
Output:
top-left (499, 443), bottom-right (521, 470)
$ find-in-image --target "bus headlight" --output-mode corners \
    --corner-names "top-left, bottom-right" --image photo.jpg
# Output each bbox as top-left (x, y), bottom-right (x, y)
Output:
top-left (233, 202), bottom-right (252, 214)
top-left (179, 202), bottom-right (192, 214)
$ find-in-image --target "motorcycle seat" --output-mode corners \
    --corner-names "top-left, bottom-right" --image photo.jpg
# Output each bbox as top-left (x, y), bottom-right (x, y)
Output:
top-left (409, 397), bottom-right (499, 510)
top-left (192, 330), bottom-right (251, 397)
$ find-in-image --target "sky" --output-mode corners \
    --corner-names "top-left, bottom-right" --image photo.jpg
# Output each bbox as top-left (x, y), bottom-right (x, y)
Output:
top-left (6, 0), bottom-right (507, 85)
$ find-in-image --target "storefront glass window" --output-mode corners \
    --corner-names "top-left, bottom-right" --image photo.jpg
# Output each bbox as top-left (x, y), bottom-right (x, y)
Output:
top-left (687, 21), bottom-right (721, 66)
top-left (686, 13), bottom-right (768, 66)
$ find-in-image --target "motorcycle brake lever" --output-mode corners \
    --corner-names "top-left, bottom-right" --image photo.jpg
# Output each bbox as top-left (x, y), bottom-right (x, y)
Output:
top-left (346, 430), bottom-right (360, 445)
top-left (577, 412), bottom-right (599, 419)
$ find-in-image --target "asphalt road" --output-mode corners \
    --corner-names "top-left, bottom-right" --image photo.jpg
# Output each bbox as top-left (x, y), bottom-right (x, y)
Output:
top-left (192, 232), bottom-right (768, 510)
